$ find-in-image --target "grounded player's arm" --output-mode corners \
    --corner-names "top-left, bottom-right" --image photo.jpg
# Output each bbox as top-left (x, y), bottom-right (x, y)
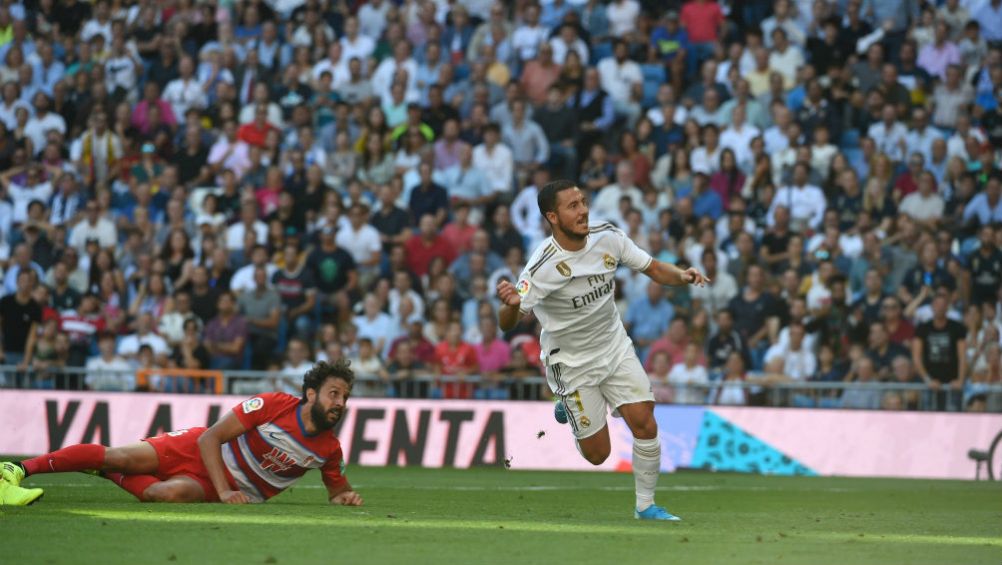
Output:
top-left (642, 259), bottom-right (710, 287)
top-left (327, 479), bottom-right (363, 506)
top-left (197, 412), bottom-right (250, 504)
top-left (496, 280), bottom-right (523, 332)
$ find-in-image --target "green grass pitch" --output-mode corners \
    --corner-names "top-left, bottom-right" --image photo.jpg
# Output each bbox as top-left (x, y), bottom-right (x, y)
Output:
top-left (2, 465), bottom-right (1000, 565)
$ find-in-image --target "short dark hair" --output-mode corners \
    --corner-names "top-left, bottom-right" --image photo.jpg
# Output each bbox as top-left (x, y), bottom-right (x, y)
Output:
top-left (537, 179), bottom-right (578, 221)
top-left (301, 359), bottom-right (355, 402)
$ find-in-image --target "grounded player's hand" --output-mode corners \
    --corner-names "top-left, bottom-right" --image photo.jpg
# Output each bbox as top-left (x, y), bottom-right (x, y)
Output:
top-left (683, 267), bottom-right (711, 287)
top-left (331, 490), bottom-right (363, 506)
top-left (220, 490), bottom-right (250, 504)
top-left (496, 280), bottom-right (521, 307)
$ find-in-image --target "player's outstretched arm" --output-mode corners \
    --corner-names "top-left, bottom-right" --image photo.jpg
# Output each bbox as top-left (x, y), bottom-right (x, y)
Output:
top-left (328, 484), bottom-right (364, 506)
top-left (197, 412), bottom-right (250, 504)
top-left (642, 260), bottom-right (711, 287)
top-left (496, 280), bottom-right (523, 331)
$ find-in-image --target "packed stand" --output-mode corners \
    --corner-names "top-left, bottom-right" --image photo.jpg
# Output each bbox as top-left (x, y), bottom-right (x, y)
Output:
top-left (0, 0), bottom-right (999, 412)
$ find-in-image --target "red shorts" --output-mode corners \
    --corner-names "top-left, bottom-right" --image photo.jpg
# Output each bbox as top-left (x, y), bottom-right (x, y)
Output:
top-left (143, 427), bottom-right (237, 503)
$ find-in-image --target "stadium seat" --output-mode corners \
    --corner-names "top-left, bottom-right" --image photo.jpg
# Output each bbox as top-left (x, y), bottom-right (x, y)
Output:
top-left (641, 64), bottom-right (666, 107)
top-left (590, 41), bottom-right (612, 65)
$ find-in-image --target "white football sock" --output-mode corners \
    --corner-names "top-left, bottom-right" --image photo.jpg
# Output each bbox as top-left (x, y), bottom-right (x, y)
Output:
top-left (632, 436), bottom-right (661, 511)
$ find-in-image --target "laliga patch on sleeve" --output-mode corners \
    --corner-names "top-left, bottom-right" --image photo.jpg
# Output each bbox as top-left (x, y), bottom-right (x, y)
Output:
top-left (242, 397), bottom-right (264, 414)
top-left (516, 279), bottom-right (530, 297)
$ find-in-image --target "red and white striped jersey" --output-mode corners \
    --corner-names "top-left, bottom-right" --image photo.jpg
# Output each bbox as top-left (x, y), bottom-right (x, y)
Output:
top-left (223, 392), bottom-right (347, 503)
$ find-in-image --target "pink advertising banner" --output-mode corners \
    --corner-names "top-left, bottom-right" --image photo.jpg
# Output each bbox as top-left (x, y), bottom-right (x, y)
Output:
top-left (0, 390), bottom-right (626, 472)
top-left (0, 391), bottom-right (999, 479)
top-left (714, 407), bottom-right (1002, 480)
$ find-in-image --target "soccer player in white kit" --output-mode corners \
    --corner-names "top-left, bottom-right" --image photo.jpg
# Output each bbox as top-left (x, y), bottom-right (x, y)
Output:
top-left (497, 180), bottom-right (709, 521)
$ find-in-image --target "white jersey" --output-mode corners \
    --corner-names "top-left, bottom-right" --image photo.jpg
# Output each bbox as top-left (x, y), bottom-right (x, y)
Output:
top-left (516, 222), bottom-right (653, 369)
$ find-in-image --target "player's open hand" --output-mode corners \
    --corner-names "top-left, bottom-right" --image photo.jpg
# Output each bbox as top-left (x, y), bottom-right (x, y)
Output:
top-left (220, 489), bottom-right (250, 504)
top-left (331, 490), bottom-right (364, 506)
top-left (496, 280), bottom-right (521, 307)
top-left (682, 267), bottom-right (711, 287)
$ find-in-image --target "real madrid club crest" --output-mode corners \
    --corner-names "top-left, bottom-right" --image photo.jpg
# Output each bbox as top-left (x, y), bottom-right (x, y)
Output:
top-left (556, 261), bottom-right (572, 277)
top-left (579, 415), bottom-right (591, 428)
top-left (603, 253), bottom-right (616, 270)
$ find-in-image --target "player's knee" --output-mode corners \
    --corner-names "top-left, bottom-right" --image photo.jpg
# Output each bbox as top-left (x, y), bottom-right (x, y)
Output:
top-left (142, 483), bottom-right (184, 503)
top-left (632, 420), bottom-right (658, 440)
top-left (583, 447), bottom-right (610, 465)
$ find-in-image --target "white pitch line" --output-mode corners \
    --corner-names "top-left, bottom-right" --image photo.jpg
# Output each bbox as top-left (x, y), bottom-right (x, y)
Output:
top-left (23, 482), bottom-right (853, 493)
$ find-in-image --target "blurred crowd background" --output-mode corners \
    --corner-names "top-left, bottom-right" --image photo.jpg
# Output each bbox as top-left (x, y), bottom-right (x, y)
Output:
top-left (0, 0), bottom-right (1000, 412)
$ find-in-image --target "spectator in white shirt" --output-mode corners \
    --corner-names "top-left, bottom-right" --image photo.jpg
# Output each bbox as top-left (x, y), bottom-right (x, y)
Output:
top-left (690, 249), bottom-right (739, 316)
top-left (592, 161), bottom-right (644, 226)
top-left (336, 203), bottom-right (383, 282)
top-left (511, 4), bottom-right (547, 62)
top-left (225, 201), bottom-right (268, 252)
top-left (668, 343), bottom-right (709, 404)
top-left (764, 322), bottom-right (817, 381)
top-left (312, 42), bottom-right (351, 91)
top-left (358, 0), bottom-right (390, 40)
top-left (866, 103), bottom-right (908, 162)
top-left (275, 338), bottom-right (315, 394)
top-left (23, 92), bottom-right (65, 155)
top-left (767, 28), bottom-right (804, 86)
top-left (353, 293), bottom-right (395, 354)
top-left (767, 162), bottom-right (826, 232)
top-left (86, 333), bottom-right (134, 391)
top-left (340, 16), bottom-right (375, 66)
top-left (104, 35), bottom-right (140, 101)
top-left (720, 105), bottom-right (761, 168)
top-left (899, 170), bottom-right (945, 226)
top-left (371, 41), bottom-right (419, 104)
top-left (162, 56), bottom-right (207, 124)
top-left (904, 108), bottom-right (944, 165)
top-left (550, 23), bottom-right (589, 65)
top-left (0, 164), bottom-right (51, 225)
top-left (68, 201), bottom-right (117, 253)
top-left (117, 313), bottom-right (169, 361)
top-left (597, 39), bottom-right (643, 127)
top-left (472, 123), bottom-right (514, 196)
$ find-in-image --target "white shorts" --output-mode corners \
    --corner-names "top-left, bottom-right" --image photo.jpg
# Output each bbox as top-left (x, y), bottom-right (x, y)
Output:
top-left (545, 344), bottom-right (655, 439)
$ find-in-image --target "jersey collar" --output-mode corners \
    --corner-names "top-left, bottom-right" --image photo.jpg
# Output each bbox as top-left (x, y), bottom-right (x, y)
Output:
top-left (297, 405), bottom-right (320, 437)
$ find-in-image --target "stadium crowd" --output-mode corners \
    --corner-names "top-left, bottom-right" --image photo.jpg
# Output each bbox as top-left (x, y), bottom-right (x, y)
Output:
top-left (0, 0), bottom-right (999, 412)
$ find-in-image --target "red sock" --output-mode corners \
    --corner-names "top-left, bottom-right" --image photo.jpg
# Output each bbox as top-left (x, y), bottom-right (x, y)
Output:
top-left (22, 444), bottom-right (107, 476)
top-left (102, 472), bottom-right (161, 501)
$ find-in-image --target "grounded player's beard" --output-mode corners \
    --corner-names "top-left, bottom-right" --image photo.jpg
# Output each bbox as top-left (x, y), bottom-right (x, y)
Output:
top-left (310, 402), bottom-right (343, 431)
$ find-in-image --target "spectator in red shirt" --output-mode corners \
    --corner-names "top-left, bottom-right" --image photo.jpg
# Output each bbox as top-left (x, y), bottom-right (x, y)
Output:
top-left (440, 203), bottom-right (477, 255)
top-left (434, 320), bottom-right (478, 399)
top-left (405, 214), bottom-right (457, 277)
top-left (679, 0), bottom-right (725, 78)
top-left (237, 105), bottom-right (276, 148)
